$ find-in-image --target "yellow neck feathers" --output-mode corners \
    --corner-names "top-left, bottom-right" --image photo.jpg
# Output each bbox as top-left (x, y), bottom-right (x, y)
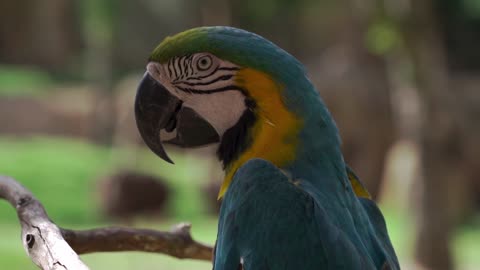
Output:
top-left (218, 68), bottom-right (303, 198)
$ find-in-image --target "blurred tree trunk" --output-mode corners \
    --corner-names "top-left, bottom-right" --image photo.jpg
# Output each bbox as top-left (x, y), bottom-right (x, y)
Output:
top-left (305, 0), bottom-right (394, 200)
top-left (406, 1), bottom-right (455, 269)
top-left (0, 0), bottom-right (81, 71)
top-left (376, 0), bottom-right (461, 270)
top-left (344, 0), bottom-right (394, 200)
top-left (198, 0), bottom-right (232, 25)
top-left (229, 0), bottom-right (302, 54)
top-left (83, 0), bottom-right (117, 145)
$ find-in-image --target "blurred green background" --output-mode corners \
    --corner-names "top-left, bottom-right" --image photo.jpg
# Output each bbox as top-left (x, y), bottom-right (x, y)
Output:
top-left (0, 0), bottom-right (479, 269)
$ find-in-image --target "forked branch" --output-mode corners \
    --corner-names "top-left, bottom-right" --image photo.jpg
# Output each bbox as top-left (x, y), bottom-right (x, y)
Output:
top-left (0, 176), bottom-right (213, 270)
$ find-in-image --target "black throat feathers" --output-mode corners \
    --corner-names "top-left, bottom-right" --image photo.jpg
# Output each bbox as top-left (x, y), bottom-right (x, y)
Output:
top-left (216, 98), bottom-right (256, 169)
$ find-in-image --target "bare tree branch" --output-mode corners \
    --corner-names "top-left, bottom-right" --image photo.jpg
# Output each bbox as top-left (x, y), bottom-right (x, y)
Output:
top-left (61, 223), bottom-right (213, 260)
top-left (0, 176), bottom-right (89, 270)
top-left (0, 175), bottom-right (214, 270)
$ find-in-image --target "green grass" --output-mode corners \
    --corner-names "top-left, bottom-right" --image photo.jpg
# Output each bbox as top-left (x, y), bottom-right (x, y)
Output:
top-left (0, 135), bottom-right (217, 268)
top-left (0, 136), bottom-right (111, 223)
top-left (0, 136), bottom-right (214, 224)
top-left (0, 136), bottom-right (479, 269)
top-left (0, 66), bottom-right (52, 97)
top-left (454, 220), bottom-right (480, 270)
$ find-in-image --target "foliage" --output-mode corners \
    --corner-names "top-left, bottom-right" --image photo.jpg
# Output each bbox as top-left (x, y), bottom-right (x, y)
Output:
top-left (365, 20), bottom-right (401, 56)
top-left (0, 136), bottom-right (213, 223)
top-left (0, 66), bottom-right (52, 97)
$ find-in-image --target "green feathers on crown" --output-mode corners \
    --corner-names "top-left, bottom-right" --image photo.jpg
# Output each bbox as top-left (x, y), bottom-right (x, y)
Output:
top-left (149, 28), bottom-right (209, 63)
top-left (148, 27), bottom-right (307, 85)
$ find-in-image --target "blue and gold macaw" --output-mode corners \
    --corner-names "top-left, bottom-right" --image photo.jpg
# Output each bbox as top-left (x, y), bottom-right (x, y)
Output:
top-left (134, 26), bottom-right (399, 270)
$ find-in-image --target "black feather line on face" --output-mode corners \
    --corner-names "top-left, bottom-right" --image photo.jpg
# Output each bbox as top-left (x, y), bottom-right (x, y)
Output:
top-left (174, 57), bottom-right (181, 78)
top-left (217, 98), bottom-right (256, 169)
top-left (176, 85), bottom-right (248, 95)
top-left (174, 74), bottom-right (233, 87)
top-left (168, 58), bottom-right (175, 78)
top-left (178, 56), bottom-right (185, 80)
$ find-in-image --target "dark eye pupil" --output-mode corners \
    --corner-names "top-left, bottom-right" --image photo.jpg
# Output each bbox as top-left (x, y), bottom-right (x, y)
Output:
top-left (197, 56), bottom-right (211, 70)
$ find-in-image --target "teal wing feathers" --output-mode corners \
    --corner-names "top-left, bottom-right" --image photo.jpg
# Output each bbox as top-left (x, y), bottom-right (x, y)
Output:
top-left (345, 164), bottom-right (399, 269)
top-left (214, 159), bottom-right (388, 270)
top-left (357, 198), bottom-right (400, 270)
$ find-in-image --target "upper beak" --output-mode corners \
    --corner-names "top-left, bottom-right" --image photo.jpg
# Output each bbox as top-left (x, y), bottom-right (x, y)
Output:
top-left (135, 73), bottom-right (181, 163)
top-left (134, 72), bottom-right (220, 163)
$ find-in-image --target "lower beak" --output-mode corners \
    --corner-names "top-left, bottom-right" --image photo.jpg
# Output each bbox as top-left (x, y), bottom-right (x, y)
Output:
top-left (134, 73), bottom-right (220, 163)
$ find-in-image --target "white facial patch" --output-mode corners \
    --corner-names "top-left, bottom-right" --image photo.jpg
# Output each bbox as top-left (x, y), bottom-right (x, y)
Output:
top-left (147, 53), bottom-right (247, 136)
top-left (183, 91), bottom-right (246, 135)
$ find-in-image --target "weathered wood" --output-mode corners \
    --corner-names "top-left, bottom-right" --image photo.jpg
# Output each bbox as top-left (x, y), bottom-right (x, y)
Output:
top-left (61, 223), bottom-right (213, 260)
top-left (0, 175), bottom-right (214, 270)
top-left (0, 176), bottom-right (89, 270)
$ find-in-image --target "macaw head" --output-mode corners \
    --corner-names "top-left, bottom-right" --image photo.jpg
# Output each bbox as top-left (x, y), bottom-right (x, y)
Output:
top-left (135, 26), bottom-right (339, 197)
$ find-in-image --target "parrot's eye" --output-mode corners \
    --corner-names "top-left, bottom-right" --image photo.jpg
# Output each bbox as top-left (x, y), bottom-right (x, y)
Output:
top-left (196, 55), bottom-right (213, 71)
top-left (166, 52), bottom-right (238, 92)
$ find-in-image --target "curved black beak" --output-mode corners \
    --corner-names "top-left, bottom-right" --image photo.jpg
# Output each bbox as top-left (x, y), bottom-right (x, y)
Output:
top-left (135, 73), bottom-right (181, 163)
top-left (134, 73), bottom-right (220, 164)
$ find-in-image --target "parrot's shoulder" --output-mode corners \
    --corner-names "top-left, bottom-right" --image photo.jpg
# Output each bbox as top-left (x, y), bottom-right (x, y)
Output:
top-left (215, 158), bottom-right (378, 270)
top-left (221, 158), bottom-right (298, 211)
top-left (234, 158), bottom-right (283, 178)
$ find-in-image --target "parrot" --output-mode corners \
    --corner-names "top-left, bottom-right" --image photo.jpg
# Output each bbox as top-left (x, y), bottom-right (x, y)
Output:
top-left (134, 26), bottom-right (400, 270)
